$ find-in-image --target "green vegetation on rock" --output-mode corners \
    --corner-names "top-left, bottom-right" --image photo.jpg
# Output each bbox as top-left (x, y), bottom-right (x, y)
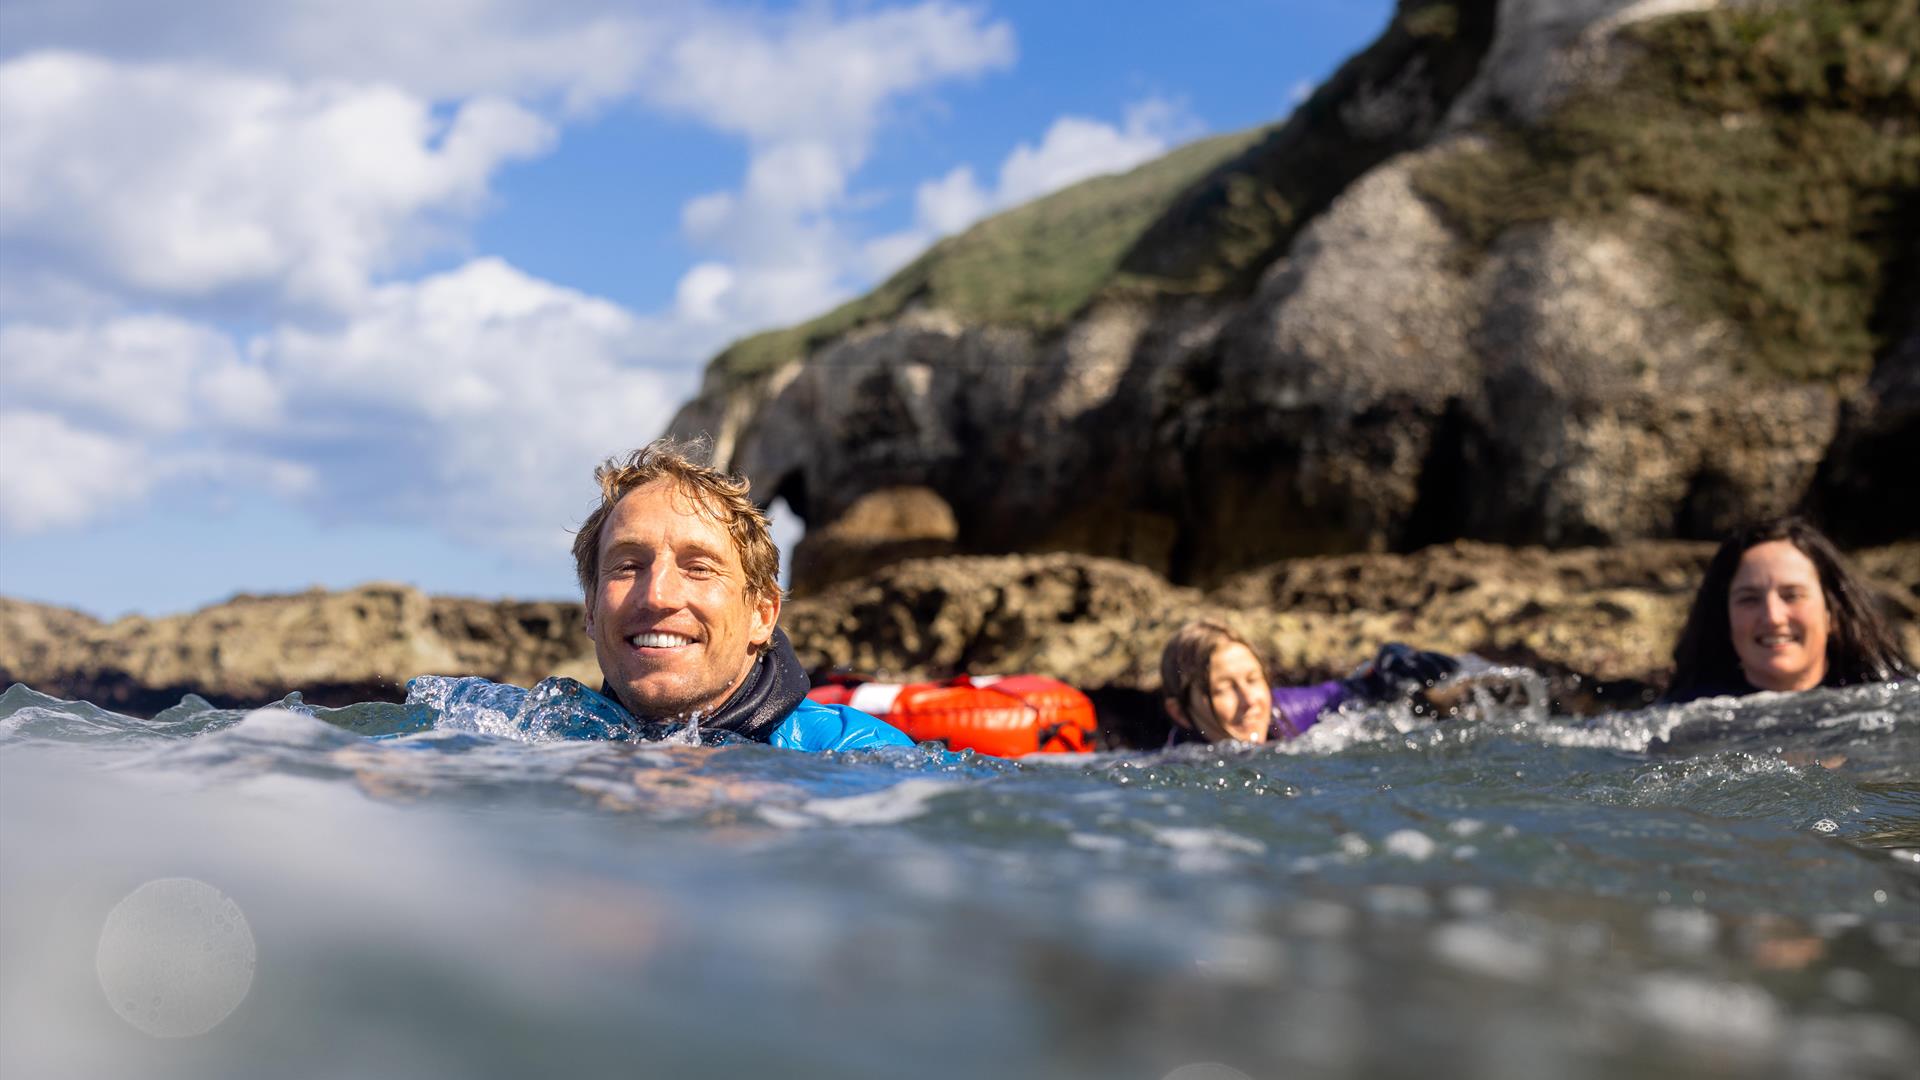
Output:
top-left (1414, 0), bottom-right (1920, 381)
top-left (705, 129), bottom-right (1263, 391)
top-left (1108, 0), bottom-right (1497, 298)
top-left (700, 0), bottom-right (1501, 396)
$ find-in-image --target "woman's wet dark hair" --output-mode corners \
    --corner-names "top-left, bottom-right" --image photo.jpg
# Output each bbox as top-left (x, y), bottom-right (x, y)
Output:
top-left (1668, 516), bottom-right (1914, 700)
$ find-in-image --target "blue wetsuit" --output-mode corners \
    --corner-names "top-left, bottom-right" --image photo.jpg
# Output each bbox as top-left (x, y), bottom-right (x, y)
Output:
top-left (768, 696), bottom-right (915, 751)
top-left (600, 627), bottom-right (910, 750)
top-left (411, 628), bottom-right (912, 752)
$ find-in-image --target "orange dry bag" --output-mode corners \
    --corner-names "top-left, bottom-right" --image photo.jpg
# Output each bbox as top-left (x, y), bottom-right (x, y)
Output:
top-left (806, 674), bottom-right (1096, 758)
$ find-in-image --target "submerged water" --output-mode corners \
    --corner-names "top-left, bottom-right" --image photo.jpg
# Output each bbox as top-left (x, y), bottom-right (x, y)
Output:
top-left (2, 676), bottom-right (1916, 1079)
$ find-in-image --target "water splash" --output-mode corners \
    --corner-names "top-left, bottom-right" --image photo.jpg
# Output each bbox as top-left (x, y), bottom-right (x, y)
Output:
top-left (2, 676), bottom-right (1917, 1079)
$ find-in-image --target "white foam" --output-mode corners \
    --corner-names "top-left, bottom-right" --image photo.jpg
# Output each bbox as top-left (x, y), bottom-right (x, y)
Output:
top-left (1647, 906), bottom-right (1718, 956)
top-left (770, 778), bottom-right (959, 827)
top-left (1634, 973), bottom-right (1781, 1048)
top-left (1384, 829), bottom-right (1437, 861)
top-left (1430, 920), bottom-right (1549, 983)
top-left (1146, 826), bottom-right (1267, 856)
top-left (229, 707), bottom-right (348, 747)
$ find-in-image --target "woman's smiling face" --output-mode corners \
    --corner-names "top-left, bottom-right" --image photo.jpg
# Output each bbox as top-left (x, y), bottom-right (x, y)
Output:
top-left (1728, 540), bottom-right (1831, 693)
top-left (1194, 642), bottom-right (1273, 744)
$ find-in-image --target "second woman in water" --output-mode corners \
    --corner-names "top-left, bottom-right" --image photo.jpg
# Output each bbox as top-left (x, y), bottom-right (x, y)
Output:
top-left (1159, 620), bottom-right (1460, 746)
top-left (1664, 516), bottom-right (1913, 703)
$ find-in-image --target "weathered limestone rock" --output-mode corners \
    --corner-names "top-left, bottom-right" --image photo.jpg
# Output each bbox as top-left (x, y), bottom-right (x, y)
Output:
top-left (0, 584), bottom-right (599, 715)
top-left (5, 542), bottom-right (1910, 746)
top-left (666, 0), bottom-right (1908, 594)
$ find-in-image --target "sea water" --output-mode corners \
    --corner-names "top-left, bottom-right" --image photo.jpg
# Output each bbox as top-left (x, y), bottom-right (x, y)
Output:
top-left (1, 678), bottom-right (1915, 1079)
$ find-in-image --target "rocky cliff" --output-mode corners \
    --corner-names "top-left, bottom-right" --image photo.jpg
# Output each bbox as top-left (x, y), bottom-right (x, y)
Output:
top-left (6, 542), bottom-right (1914, 746)
top-left (668, 0), bottom-right (1919, 593)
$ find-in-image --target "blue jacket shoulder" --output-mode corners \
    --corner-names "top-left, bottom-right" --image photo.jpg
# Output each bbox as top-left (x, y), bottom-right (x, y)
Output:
top-left (770, 699), bottom-right (914, 752)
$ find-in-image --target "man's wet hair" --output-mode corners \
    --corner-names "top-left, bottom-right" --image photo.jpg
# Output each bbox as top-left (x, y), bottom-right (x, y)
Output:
top-left (570, 437), bottom-right (780, 602)
top-left (1668, 515), bottom-right (1914, 699)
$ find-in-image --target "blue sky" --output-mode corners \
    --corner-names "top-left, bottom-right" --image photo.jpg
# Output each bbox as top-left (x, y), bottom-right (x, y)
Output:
top-left (0, 0), bottom-right (1392, 618)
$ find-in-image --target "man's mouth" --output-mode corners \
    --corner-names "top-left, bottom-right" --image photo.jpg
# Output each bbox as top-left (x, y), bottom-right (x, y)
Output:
top-left (628, 631), bottom-right (696, 649)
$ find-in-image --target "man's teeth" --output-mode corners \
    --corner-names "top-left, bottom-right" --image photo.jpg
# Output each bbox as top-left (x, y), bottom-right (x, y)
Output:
top-left (629, 632), bottom-right (694, 648)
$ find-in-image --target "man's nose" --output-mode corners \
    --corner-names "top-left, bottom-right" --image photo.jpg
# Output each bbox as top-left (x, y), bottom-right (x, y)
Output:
top-left (639, 562), bottom-right (687, 609)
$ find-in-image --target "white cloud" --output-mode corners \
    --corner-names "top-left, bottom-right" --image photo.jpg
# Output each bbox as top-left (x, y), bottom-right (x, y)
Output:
top-left (0, 258), bottom-right (693, 547)
top-left (867, 97), bottom-right (1200, 273)
top-left (998, 98), bottom-right (1194, 205)
top-left (675, 263), bottom-right (736, 325)
top-left (0, 411), bottom-right (154, 533)
top-left (254, 258), bottom-right (690, 550)
top-left (0, 402), bottom-right (310, 533)
top-left (0, 0), bottom-right (666, 113)
top-left (631, 3), bottom-right (1016, 340)
top-left (914, 165), bottom-right (993, 236)
top-left (0, 2), bottom-right (1053, 559)
top-left (0, 314), bottom-right (277, 433)
top-left (0, 51), bottom-right (554, 317)
top-left (642, 4), bottom-right (1015, 152)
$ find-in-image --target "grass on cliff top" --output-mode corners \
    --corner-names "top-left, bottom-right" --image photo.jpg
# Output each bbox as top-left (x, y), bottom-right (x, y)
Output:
top-left (704, 128), bottom-right (1263, 391)
top-left (1106, 0), bottom-right (1496, 299)
top-left (1413, 0), bottom-right (1920, 382)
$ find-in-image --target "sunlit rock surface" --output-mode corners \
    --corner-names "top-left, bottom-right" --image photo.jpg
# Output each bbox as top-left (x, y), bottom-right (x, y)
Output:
top-left (668, 0), bottom-right (1918, 589)
top-left (5, 543), bottom-right (1910, 731)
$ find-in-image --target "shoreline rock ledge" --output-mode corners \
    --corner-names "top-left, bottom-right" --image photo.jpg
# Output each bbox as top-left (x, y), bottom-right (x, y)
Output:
top-left (4, 542), bottom-right (1912, 746)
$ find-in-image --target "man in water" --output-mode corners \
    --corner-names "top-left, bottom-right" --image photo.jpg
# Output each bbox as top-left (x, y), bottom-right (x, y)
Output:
top-left (570, 439), bottom-right (912, 751)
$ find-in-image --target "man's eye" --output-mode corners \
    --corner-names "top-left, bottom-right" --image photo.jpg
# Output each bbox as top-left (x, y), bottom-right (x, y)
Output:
top-left (685, 563), bottom-right (716, 578)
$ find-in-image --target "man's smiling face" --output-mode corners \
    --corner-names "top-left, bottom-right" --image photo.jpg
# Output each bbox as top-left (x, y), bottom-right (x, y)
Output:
top-left (583, 479), bottom-right (779, 721)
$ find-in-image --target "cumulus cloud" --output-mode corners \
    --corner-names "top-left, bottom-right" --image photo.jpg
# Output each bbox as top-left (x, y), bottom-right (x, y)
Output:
top-left (0, 315), bottom-right (278, 433)
top-left (0, 406), bottom-right (310, 534)
top-left (0, 258), bottom-right (692, 546)
top-left (0, 411), bottom-right (154, 533)
top-left (0, 0), bottom-right (666, 112)
top-left (999, 99), bottom-right (1194, 204)
top-left (0, 51), bottom-right (554, 317)
top-left (864, 97), bottom-right (1199, 277)
top-left (0, 1), bottom-right (1054, 558)
top-left (254, 258), bottom-right (691, 550)
top-left (643, 4), bottom-right (1014, 152)
top-left (647, 4), bottom-right (1014, 337)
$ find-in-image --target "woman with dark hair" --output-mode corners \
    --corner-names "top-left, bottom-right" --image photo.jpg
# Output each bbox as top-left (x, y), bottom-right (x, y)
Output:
top-left (1664, 516), bottom-right (1914, 704)
top-left (1159, 620), bottom-right (1461, 746)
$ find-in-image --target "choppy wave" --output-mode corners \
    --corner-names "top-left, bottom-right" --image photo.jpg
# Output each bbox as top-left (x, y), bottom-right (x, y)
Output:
top-left (2, 678), bottom-right (1916, 1079)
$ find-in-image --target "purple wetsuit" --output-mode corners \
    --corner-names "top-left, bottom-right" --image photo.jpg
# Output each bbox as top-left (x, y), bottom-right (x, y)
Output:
top-left (1271, 680), bottom-right (1348, 738)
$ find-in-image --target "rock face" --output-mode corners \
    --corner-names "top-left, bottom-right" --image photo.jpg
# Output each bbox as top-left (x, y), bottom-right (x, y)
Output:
top-left (0, 585), bottom-right (600, 716)
top-left (780, 539), bottom-right (1919, 745)
top-left (5, 542), bottom-right (1911, 745)
top-left (668, 0), bottom-right (1918, 593)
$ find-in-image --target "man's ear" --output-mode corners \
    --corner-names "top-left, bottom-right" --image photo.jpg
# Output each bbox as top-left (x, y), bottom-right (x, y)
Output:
top-left (582, 595), bottom-right (597, 639)
top-left (1165, 697), bottom-right (1190, 730)
top-left (748, 587), bottom-right (781, 648)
